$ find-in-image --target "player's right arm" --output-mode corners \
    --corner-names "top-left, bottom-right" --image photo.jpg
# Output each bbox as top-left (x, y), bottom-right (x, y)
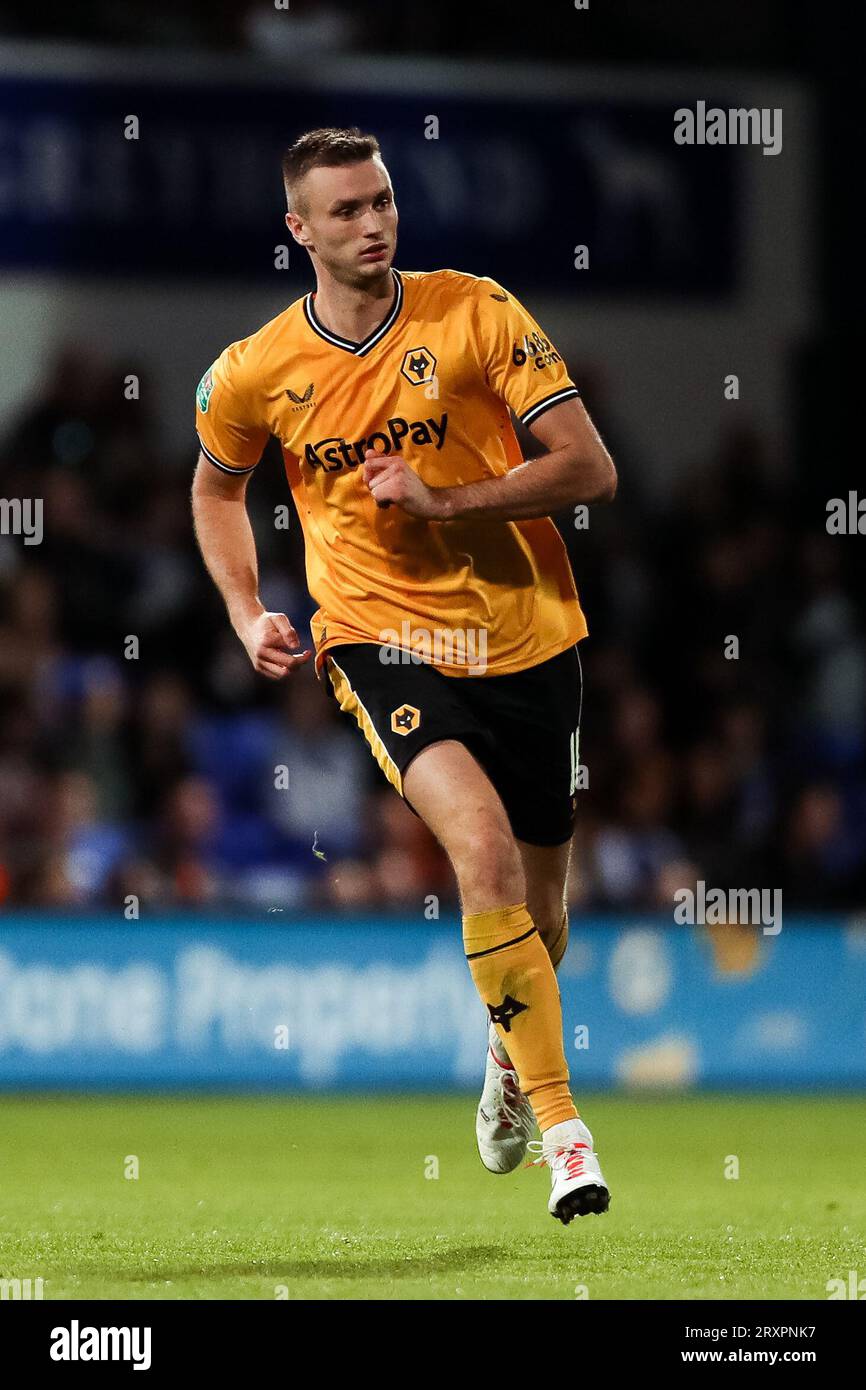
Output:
top-left (191, 349), bottom-right (310, 680)
top-left (191, 456), bottom-right (309, 679)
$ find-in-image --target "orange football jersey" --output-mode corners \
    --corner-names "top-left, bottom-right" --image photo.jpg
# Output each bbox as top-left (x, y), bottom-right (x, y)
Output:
top-left (195, 268), bottom-right (588, 677)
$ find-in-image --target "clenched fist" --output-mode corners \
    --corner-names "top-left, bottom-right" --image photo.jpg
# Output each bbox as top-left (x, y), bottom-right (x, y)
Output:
top-left (235, 610), bottom-right (311, 680)
top-left (362, 450), bottom-right (451, 520)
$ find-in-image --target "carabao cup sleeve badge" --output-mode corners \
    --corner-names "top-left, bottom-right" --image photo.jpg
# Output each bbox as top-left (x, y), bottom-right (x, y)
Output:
top-left (196, 367), bottom-right (215, 413)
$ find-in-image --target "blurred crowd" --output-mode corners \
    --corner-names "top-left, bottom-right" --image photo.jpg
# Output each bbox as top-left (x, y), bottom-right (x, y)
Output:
top-left (0, 1), bottom-right (802, 73)
top-left (0, 342), bottom-right (864, 915)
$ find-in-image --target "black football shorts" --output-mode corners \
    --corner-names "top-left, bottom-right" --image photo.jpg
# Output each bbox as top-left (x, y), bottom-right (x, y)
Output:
top-left (322, 641), bottom-right (584, 846)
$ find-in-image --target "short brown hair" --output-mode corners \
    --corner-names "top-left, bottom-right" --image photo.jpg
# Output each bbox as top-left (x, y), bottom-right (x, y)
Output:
top-left (282, 127), bottom-right (381, 212)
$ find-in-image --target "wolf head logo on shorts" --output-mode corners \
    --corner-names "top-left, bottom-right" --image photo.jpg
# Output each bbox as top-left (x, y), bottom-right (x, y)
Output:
top-left (391, 704), bottom-right (421, 735)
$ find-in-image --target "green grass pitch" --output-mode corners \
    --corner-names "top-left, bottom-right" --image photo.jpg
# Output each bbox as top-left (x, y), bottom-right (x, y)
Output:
top-left (1, 1094), bottom-right (863, 1300)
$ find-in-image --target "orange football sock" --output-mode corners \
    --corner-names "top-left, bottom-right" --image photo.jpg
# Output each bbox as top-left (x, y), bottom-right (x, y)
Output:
top-left (464, 901), bottom-right (577, 1131)
top-left (489, 906), bottom-right (570, 1060)
top-left (547, 908), bottom-right (569, 971)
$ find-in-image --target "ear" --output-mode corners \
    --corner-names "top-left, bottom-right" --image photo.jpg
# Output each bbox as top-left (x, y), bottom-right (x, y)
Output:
top-left (285, 211), bottom-right (309, 247)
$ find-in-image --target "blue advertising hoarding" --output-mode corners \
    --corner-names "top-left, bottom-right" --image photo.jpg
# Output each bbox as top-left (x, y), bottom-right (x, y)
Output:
top-left (0, 916), bottom-right (863, 1090)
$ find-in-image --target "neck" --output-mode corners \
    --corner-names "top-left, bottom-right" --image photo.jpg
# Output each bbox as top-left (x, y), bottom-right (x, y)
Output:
top-left (311, 262), bottom-right (396, 343)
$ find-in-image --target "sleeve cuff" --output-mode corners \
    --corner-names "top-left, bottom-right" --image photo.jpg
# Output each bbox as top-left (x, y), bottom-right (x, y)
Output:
top-left (196, 432), bottom-right (258, 475)
top-left (520, 386), bottom-right (580, 428)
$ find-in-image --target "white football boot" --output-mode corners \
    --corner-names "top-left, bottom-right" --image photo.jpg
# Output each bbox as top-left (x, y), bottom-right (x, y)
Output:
top-left (527, 1116), bottom-right (611, 1224)
top-left (475, 1025), bottom-right (536, 1173)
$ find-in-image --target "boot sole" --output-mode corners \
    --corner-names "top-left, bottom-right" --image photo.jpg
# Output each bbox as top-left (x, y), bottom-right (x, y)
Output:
top-left (552, 1183), bottom-right (610, 1224)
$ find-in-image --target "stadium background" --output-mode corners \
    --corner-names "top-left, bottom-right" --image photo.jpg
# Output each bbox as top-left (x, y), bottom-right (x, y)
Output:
top-left (0, 1), bottom-right (863, 1100)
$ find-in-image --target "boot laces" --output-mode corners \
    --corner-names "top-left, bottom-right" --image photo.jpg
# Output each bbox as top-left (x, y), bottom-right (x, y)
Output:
top-left (526, 1139), bottom-right (591, 1177)
top-left (495, 1069), bottom-right (533, 1136)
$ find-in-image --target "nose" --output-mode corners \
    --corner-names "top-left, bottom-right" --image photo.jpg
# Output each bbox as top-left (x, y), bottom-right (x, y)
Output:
top-left (359, 212), bottom-right (383, 239)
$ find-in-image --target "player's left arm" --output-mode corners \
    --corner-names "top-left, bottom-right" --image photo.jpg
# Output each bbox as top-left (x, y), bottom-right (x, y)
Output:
top-left (363, 392), bottom-right (615, 521)
top-left (362, 276), bottom-right (616, 520)
top-left (437, 395), bottom-right (616, 520)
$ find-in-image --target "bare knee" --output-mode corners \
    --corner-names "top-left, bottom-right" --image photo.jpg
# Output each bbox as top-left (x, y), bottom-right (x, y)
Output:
top-left (449, 817), bottom-right (524, 913)
top-left (400, 740), bottom-right (524, 912)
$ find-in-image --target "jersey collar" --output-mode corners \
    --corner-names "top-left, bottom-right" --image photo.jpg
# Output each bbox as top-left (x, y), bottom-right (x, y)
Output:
top-left (303, 269), bottom-right (404, 356)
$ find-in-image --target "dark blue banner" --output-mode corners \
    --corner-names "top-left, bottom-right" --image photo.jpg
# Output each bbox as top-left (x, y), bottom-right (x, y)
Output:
top-left (0, 74), bottom-right (735, 291)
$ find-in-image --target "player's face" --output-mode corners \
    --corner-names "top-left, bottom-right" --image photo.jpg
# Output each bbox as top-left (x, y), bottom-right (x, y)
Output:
top-left (288, 157), bottom-right (398, 286)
